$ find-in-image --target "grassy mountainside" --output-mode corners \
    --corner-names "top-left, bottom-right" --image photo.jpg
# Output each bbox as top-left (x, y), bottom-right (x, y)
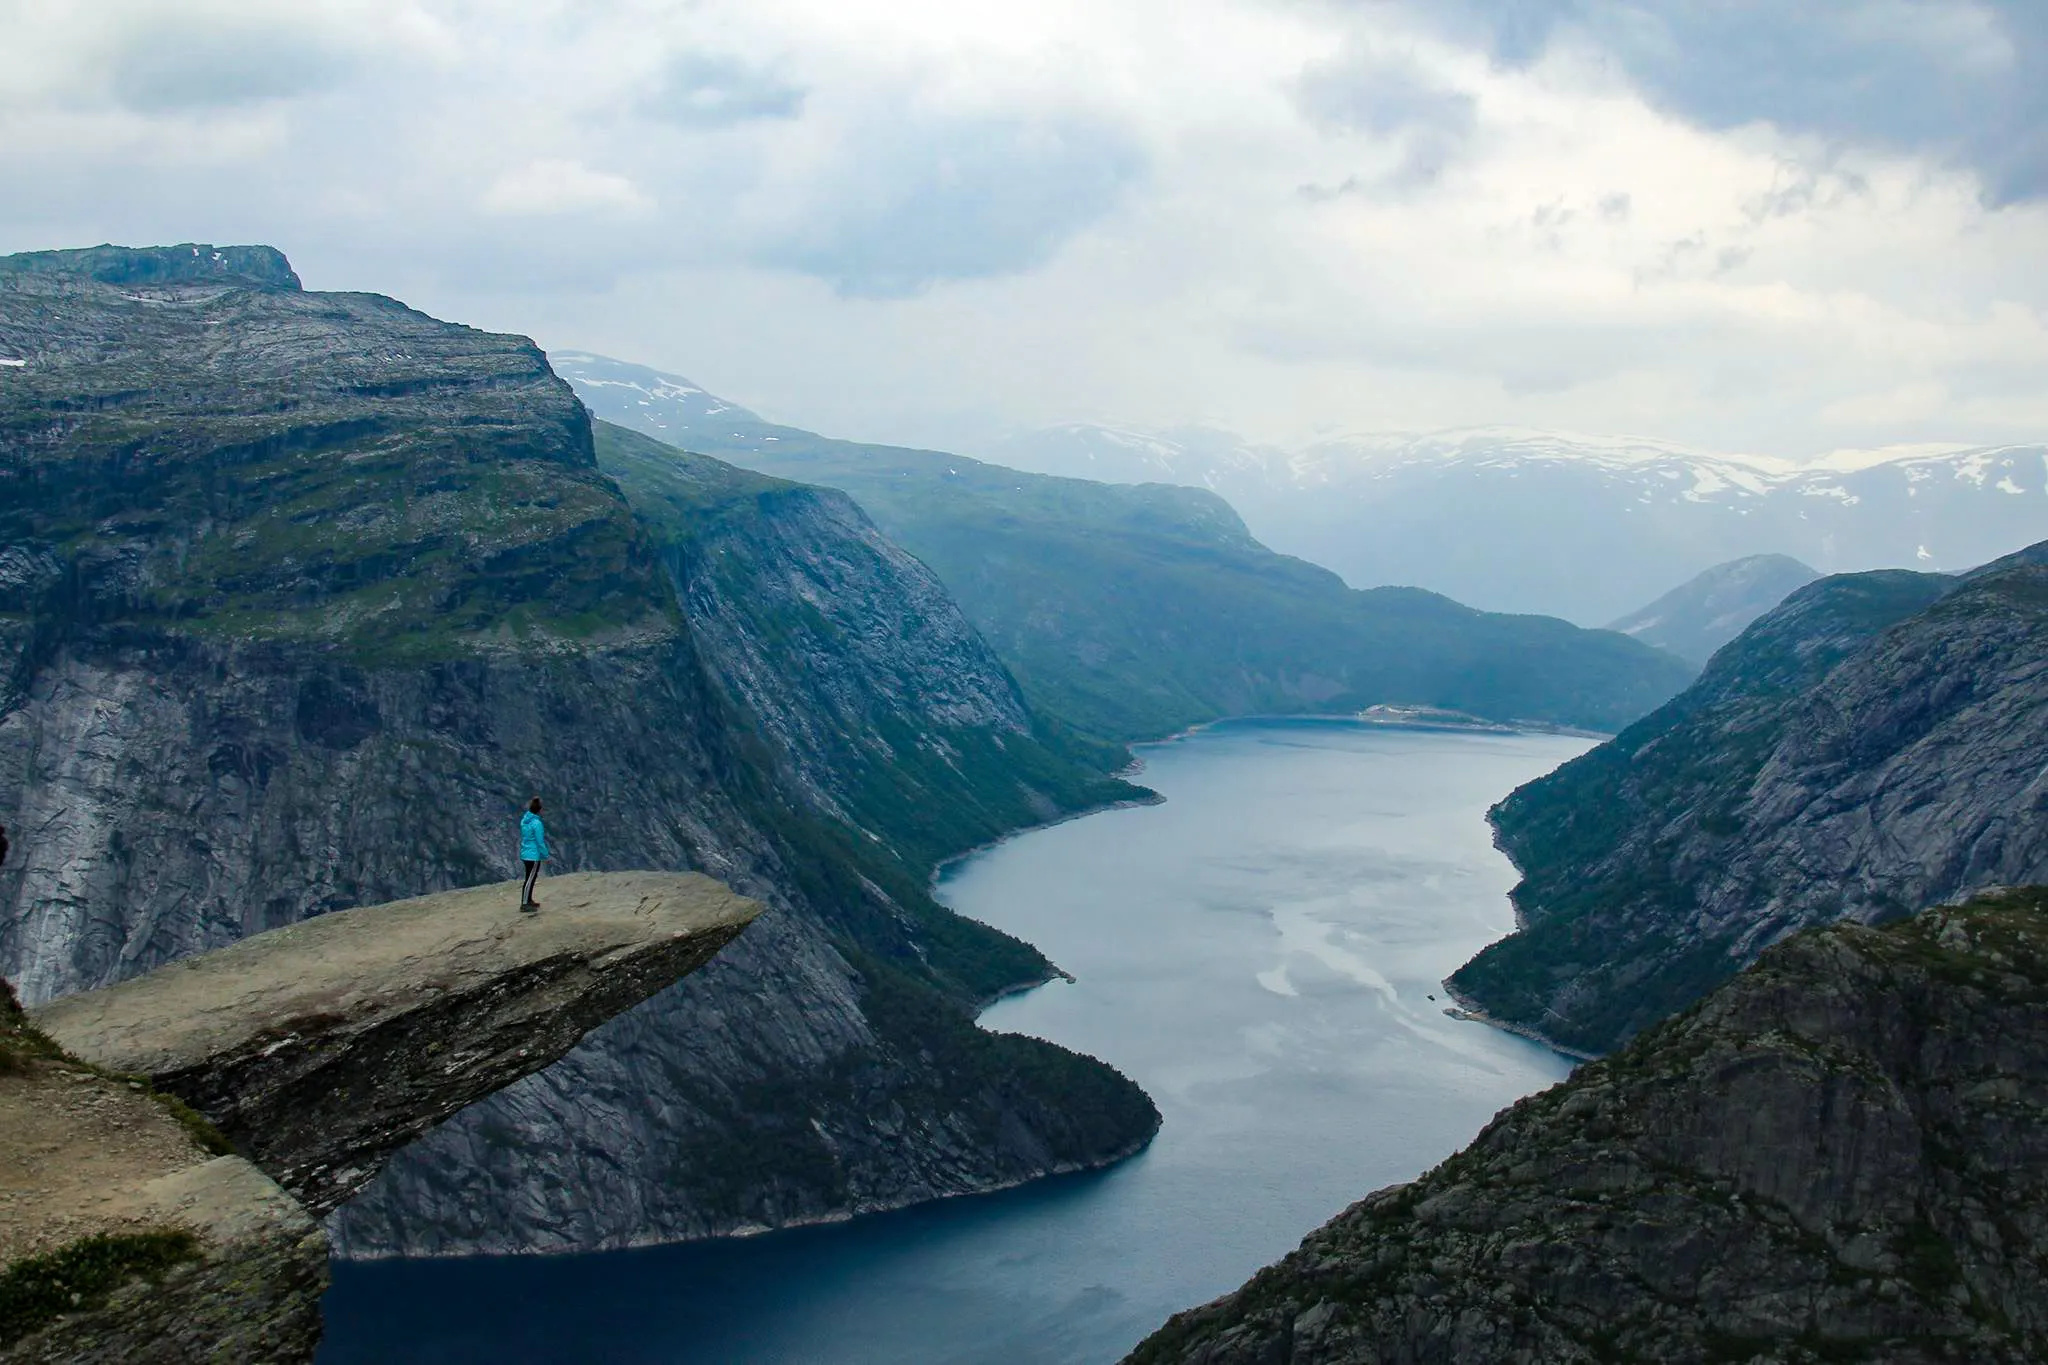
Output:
top-left (1131, 888), bottom-right (2048, 1364)
top-left (0, 246), bottom-right (658, 673)
top-left (561, 355), bottom-right (1694, 740)
top-left (1450, 551), bottom-right (2048, 1054)
top-left (1, 244), bottom-right (1157, 1256)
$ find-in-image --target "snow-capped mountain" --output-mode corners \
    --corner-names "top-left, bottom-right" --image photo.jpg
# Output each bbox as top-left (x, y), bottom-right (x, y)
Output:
top-left (554, 349), bottom-right (2043, 628)
top-left (550, 351), bottom-right (777, 447)
top-left (985, 422), bottom-right (1292, 492)
top-left (989, 423), bottom-right (2048, 624)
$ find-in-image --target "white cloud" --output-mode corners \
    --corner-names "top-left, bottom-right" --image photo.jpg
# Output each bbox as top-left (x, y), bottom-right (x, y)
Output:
top-left (480, 159), bottom-right (652, 218)
top-left (0, 0), bottom-right (2043, 458)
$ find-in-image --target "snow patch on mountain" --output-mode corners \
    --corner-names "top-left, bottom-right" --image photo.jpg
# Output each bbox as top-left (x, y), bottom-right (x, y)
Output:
top-left (546, 347), bottom-right (2045, 626)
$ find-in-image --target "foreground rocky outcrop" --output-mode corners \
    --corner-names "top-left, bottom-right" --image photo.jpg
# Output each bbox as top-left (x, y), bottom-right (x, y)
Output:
top-left (1451, 544), bottom-right (2048, 1054)
top-left (1130, 887), bottom-right (2048, 1364)
top-left (1, 242), bottom-right (1157, 1255)
top-left (4, 872), bottom-right (754, 1360)
top-left (2, 981), bottom-right (325, 1363)
top-left (33, 872), bottom-right (758, 1214)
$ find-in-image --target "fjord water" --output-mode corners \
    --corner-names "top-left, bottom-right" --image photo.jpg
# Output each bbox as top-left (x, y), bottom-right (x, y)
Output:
top-left (321, 720), bottom-right (1586, 1364)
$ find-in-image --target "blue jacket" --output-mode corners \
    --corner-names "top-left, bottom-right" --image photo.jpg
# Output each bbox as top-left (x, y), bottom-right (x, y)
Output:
top-left (520, 811), bottom-right (550, 862)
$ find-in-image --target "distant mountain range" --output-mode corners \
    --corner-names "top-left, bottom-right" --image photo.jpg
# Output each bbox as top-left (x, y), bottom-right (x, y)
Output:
top-left (555, 353), bottom-right (1692, 741)
top-left (986, 423), bottom-right (2048, 626)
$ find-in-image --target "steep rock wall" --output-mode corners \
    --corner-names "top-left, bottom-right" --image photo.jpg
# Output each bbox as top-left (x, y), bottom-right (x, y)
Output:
top-left (1450, 550), bottom-right (2048, 1054)
top-left (0, 244), bottom-right (1156, 1258)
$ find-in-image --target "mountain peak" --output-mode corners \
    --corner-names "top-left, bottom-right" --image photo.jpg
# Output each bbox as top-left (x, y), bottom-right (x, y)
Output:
top-left (1605, 553), bottom-right (1823, 666)
top-left (548, 351), bottom-right (764, 434)
top-left (0, 243), bottom-right (302, 291)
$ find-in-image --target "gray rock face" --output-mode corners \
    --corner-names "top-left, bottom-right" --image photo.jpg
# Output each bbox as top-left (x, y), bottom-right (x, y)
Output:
top-left (0, 243), bottom-right (1156, 1259)
top-left (1606, 553), bottom-right (1821, 666)
top-left (0, 242), bottom-right (302, 290)
top-left (1450, 548), bottom-right (2048, 1054)
top-left (1129, 889), bottom-right (2048, 1364)
top-left (33, 873), bottom-right (758, 1214)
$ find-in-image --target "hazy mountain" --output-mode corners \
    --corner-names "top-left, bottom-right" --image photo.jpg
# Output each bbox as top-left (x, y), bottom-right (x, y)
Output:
top-left (1605, 553), bottom-right (1821, 666)
top-left (1448, 541), bottom-right (2048, 1056)
top-left (556, 353), bottom-right (1693, 741)
top-left (989, 422), bottom-right (2048, 626)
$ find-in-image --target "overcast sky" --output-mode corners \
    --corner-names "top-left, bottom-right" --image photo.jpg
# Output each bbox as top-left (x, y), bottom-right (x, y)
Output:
top-left (4, 0), bottom-right (2045, 458)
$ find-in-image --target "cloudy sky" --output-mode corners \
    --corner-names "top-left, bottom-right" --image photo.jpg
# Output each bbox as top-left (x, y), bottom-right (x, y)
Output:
top-left (3, 0), bottom-right (2045, 458)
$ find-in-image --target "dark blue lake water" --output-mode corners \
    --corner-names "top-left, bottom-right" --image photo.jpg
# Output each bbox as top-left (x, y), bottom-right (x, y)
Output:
top-left (321, 719), bottom-right (1587, 1364)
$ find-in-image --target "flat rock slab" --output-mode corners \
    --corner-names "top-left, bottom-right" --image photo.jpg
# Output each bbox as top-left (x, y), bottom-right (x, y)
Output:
top-left (34, 872), bottom-right (760, 1214)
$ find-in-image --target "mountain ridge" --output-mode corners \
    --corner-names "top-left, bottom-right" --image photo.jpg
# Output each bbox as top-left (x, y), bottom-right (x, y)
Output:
top-left (987, 420), bottom-right (2048, 624)
top-left (1448, 542), bottom-right (2048, 1055)
top-left (1605, 553), bottom-right (1822, 666)
top-left (555, 352), bottom-right (1694, 742)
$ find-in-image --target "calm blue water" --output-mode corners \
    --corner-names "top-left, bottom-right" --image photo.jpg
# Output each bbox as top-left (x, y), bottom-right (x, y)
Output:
top-left (321, 719), bottom-right (1587, 1364)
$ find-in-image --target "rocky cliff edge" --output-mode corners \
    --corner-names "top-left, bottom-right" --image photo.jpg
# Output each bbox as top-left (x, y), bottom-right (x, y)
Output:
top-left (33, 872), bottom-right (759, 1216)
top-left (4, 872), bottom-right (756, 1363)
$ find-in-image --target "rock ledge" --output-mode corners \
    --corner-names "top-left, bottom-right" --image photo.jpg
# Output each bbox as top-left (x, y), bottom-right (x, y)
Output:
top-left (34, 872), bottom-right (761, 1213)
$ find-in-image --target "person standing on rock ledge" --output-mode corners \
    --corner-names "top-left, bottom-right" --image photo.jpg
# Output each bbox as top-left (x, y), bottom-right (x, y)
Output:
top-left (520, 798), bottom-right (550, 911)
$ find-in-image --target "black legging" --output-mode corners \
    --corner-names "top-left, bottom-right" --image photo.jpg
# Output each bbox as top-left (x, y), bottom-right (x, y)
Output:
top-left (522, 859), bottom-right (541, 904)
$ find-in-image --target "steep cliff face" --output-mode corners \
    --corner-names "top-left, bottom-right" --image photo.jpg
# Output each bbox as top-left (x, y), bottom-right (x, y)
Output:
top-left (1449, 549), bottom-right (2048, 1054)
top-left (595, 420), bottom-right (1132, 871)
top-left (1131, 888), bottom-right (2048, 1364)
top-left (0, 244), bottom-right (1155, 1257)
top-left (333, 426), bottom-right (1156, 1256)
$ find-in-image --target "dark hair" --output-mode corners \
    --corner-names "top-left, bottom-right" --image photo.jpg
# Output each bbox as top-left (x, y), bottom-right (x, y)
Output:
top-left (528, 797), bottom-right (543, 814)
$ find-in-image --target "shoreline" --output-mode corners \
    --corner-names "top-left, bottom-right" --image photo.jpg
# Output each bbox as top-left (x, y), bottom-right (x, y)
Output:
top-left (1126, 709), bottom-right (1614, 748)
top-left (333, 721), bottom-right (1589, 1278)
top-left (946, 714), bottom-right (1596, 1012)
top-left (1438, 981), bottom-right (1601, 1062)
top-left (928, 790), bottom-right (1166, 893)
top-left (329, 1128), bottom-right (1158, 1263)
